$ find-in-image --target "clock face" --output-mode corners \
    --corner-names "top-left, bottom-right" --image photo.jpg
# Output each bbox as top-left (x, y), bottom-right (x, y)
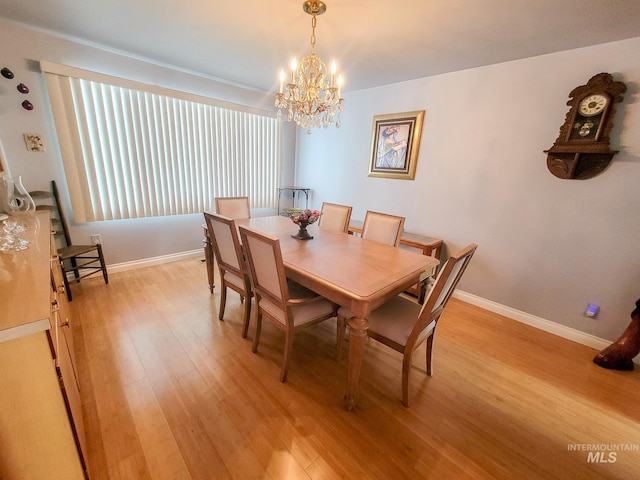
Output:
top-left (578, 94), bottom-right (608, 117)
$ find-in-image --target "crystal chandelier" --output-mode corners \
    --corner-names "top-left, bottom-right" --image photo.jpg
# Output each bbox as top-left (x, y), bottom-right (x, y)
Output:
top-left (275, 1), bottom-right (344, 132)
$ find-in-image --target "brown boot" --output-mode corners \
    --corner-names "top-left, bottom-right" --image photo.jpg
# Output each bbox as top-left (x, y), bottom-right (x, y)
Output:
top-left (593, 299), bottom-right (640, 370)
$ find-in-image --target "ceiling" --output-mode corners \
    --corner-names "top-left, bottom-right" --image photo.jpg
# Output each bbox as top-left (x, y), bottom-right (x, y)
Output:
top-left (2, 0), bottom-right (640, 93)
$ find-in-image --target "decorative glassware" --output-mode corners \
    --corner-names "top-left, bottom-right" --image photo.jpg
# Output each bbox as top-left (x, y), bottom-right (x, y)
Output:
top-left (0, 218), bottom-right (29, 252)
top-left (3, 176), bottom-right (35, 215)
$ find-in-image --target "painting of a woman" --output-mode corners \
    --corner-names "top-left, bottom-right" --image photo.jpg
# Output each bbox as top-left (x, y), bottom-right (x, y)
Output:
top-left (375, 124), bottom-right (409, 169)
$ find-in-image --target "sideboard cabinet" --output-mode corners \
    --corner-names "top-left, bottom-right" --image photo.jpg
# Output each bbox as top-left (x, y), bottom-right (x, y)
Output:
top-left (0, 211), bottom-right (88, 479)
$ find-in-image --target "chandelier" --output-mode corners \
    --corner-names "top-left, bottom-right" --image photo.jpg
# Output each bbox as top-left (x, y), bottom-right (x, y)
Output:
top-left (275, 1), bottom-right (344, 132)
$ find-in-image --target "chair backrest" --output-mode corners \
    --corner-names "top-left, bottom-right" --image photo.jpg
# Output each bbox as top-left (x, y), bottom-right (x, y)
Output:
top-left (238, 225), bottom-right (290, 321)
top-left (409, 244), bottom-right (478, 346)
top-left (361, 210), bottom-right (405, 247)
top-left (319, 202), bottom-right (352, 233)
top-left (29, 180), bottom-right (73, 248)
top-left (203, 212), bottom-right (245, 279)
top-left (215, 196), bottom-right (251, 219)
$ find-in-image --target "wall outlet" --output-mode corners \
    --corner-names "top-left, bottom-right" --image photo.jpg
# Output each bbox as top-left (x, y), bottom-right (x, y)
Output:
top-left (584, 303), bottom-right (600, 318)
top-left (90, 234), bottom-right (102, 245)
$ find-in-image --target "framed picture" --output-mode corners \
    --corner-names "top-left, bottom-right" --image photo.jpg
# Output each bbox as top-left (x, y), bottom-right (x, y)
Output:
top-left (368, 110), bottom-right (425, 180)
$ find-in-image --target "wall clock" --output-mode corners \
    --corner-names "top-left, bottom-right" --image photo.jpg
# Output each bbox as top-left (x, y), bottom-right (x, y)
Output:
top-left (544, 73), bottom-right (626, 179)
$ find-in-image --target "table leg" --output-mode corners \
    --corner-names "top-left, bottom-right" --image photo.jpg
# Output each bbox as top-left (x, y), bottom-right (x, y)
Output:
top-left (344, 316), bottom-right (369, 410)
top-left (202, 230), bottom-right (215, 293)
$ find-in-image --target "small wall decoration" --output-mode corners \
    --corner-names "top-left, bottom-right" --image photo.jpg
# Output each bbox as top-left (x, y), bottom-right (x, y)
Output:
top-left (368, 110), bottom-right (424, 180)
top-left (1, 67), bottom-right (14, 79)
top-left (24, 133), bottom-right (45, 152)
top-left (1, 66), bottom-right (34, 111)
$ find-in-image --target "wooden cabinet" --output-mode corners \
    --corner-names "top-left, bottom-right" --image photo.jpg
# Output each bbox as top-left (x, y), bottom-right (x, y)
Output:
top-left (0, 211), bottom-right (87, 479)
top-left (51, 247), bottom-right (88, 467)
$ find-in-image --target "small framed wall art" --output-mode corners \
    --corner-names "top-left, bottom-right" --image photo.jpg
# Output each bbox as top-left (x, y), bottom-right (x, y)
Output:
top-left (368, 110), bottom-right (424, 180)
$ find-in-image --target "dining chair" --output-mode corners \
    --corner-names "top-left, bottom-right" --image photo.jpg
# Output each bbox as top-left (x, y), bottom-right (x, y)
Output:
top-left (319, 202), bottom-right (352, 233)
top-left (238, 225), bottom-right (338, 382)
top-left (203, 212), bottom-right (253, 338)
top-left (30, 180), bottom-right (108, 301)
top-left (361, 210), bottom-right (405, 247)
top-left (215, 196), bottom-right (251, 219)
top-left (336, 243), bottom-right (478, 406)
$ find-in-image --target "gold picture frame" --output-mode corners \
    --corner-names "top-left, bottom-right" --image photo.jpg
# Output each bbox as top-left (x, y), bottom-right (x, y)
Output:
top-left (368, 110), bottom-right (425, 180)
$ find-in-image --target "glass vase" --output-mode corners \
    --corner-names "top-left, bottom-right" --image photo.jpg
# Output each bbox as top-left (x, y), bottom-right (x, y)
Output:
top-left (3, 176), bottom-right (35, 215)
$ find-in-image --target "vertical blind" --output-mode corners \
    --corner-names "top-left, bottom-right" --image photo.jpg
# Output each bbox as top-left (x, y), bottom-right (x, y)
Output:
top-left (42, 62), bottom-right (281, 222)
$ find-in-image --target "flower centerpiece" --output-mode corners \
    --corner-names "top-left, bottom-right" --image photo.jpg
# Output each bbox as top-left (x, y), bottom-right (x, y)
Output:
top-left (289, 208), bottom-right (321, 240)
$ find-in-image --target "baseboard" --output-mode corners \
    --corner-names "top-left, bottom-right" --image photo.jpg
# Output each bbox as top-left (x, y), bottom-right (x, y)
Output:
top-left (106, 249), bottom-right (204, 274)
top-left (453, 290), bottom-right (640, 365)
top-left (103, 251), bottom-right (639, 365)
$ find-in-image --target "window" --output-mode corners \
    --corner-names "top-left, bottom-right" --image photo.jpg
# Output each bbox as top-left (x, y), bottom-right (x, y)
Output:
top-left (42, 61), bottom-right (281, 222)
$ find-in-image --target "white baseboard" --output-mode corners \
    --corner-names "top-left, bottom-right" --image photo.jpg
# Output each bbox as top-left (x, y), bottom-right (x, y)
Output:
top-left (103, 252), bottom-right (639, 365)
top-left (453, 290), bottom-right (640, 365)
top-left (106, 249), bottom-right (204, 274)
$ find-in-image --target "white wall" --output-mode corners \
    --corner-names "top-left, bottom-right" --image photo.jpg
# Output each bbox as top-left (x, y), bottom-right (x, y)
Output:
top-left (296, 37), bottom-right (640, 342)
top-left (0, 19), bottom-right (296, 265)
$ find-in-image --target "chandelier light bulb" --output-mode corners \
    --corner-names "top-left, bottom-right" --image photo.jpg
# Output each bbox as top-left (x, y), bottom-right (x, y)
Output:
top-left (331, 61), bottom-right (336, 86)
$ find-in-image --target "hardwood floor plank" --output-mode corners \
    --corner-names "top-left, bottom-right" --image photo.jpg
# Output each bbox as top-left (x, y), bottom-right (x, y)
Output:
top-left (70, 258), bottom-right (640, 479)
top-left (130, 330), bottom-right (231, 479)
top-left (124, 377), bottom-right (192, 480)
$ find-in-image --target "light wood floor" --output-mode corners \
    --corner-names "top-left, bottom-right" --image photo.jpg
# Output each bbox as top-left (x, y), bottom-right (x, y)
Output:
top-left (69, 258), bottom-right (640, 480)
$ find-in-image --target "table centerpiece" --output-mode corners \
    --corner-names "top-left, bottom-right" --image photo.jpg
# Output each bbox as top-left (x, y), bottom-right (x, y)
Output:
top-left (289, 208), bottom-right (321, 240)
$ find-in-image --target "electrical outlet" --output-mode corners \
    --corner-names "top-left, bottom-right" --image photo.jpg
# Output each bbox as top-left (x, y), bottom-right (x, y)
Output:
top-left (584, 303), bottom-right (600, 318)
top-left (90, 234), bottom-right (102, 245)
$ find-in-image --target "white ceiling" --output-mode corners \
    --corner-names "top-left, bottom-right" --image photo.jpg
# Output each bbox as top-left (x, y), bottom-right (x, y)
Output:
top-left (2, 0), bottom-right (640, 93)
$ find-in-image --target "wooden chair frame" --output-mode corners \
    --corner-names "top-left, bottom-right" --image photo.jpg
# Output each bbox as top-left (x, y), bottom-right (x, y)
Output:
top-left (238, 225), bottom-right (337, 382)
top-left (337, 244), bottom-right (478, 406)
top-left (30, 180), bottom-right (108, 301)
top-left (203, 212), bottom-right (253, 338)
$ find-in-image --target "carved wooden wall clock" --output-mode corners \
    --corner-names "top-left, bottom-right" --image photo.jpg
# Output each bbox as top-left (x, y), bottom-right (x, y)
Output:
top-left (544, 73), bottom-right (626, 179)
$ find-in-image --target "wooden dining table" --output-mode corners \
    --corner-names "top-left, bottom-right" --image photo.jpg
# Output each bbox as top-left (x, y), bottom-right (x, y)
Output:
top-left (237, 215), bottom-right (439, 410)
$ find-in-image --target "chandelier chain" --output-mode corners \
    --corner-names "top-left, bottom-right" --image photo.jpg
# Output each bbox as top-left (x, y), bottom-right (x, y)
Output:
top-left (310, 14), bottom-right (316, 52)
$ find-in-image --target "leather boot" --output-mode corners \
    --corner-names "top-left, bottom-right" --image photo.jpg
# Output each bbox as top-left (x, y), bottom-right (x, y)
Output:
top-left (593, 298), bottom-right (640, 370)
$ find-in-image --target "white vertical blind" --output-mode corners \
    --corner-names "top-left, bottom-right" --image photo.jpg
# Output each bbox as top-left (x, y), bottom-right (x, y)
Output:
top-left (42, 63), bottom-right (281, 222)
